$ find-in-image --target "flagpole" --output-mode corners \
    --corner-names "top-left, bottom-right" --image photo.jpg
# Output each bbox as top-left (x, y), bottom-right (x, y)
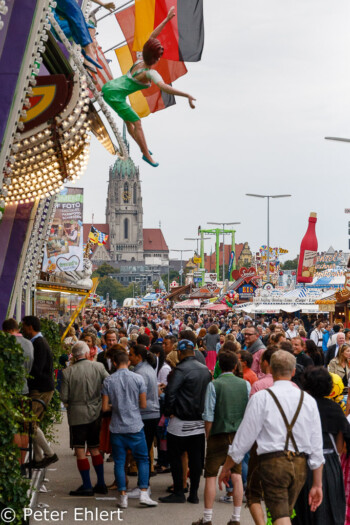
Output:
top-left (96, 0), bottom-right (134, 22)
top-left (103, 39), bottom-right (127, 55)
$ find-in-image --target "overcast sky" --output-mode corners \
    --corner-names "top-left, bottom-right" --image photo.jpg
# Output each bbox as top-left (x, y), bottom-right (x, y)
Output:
top-left (77, 0), bottom-right (350, 261)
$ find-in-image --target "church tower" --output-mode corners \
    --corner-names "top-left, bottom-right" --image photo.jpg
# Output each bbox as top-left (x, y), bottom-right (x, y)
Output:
top-left (106, 156), bottom-right (144, 262)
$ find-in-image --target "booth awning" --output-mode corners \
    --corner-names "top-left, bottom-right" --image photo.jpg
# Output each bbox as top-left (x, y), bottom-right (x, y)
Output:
top-left (173, 299), bottom-right (201, 309)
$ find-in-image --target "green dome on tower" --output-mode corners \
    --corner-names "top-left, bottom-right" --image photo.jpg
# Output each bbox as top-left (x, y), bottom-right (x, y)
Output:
top-left (111, 156), bottom-right (138, 179)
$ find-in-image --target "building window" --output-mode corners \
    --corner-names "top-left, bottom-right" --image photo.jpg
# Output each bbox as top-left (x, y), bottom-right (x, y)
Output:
top-left (133, 182), bottom-right (137, 204)
top-left (124, 218), bottom-right (129, 239)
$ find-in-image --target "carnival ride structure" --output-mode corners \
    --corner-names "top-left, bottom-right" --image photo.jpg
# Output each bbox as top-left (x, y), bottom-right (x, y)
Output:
top-left (0, 0), bottom-right (128, 321)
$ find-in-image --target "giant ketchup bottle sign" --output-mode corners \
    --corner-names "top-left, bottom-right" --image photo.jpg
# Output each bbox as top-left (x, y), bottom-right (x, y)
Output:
top-left (297, 212), bottom-right (318, 283)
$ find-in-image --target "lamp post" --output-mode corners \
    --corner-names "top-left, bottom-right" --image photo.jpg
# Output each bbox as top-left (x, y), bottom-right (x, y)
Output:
top-left (184, 237), bottom-right (209, 255)
top-left (246, 194), bottom-right (292, 282)
top-left (185, 237), bottom-right (210, 286)
top-left (207, 222), bottom-right (241, 282)
top-left (170, 249), bottom-right (192, 286)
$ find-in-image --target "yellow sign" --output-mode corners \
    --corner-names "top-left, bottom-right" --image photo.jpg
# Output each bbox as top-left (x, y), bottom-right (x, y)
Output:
top-left (193, 257), bottom-right (202, 264)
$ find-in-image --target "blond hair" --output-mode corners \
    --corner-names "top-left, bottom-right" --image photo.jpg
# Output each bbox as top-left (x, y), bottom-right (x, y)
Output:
top-left (270, 350), bottom-right (296, 377)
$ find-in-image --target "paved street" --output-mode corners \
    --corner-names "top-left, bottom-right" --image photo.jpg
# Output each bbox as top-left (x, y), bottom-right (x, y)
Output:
top-left (32, 413), bottom-right (256, 525)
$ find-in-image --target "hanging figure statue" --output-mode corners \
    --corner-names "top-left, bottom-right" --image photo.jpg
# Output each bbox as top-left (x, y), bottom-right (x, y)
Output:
top-left (54, 0), bottom-right (115, 74)
top-left (102, 7), bottom-right (196, 167)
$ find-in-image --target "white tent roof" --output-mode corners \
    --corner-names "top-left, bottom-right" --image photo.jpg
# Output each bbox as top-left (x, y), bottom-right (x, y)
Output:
top-left (173, 299), bottom-right (201, 309)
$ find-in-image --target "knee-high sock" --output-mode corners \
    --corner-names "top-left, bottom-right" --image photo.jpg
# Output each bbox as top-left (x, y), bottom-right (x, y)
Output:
top-left (77, 458), bottom-right (92, 489)
top-left (92, 454), bottom-right (105, 486)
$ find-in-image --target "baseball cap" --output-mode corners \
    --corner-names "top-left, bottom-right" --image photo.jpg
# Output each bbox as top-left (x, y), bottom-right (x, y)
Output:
top-left (178, 339), bottom-right (195, 352)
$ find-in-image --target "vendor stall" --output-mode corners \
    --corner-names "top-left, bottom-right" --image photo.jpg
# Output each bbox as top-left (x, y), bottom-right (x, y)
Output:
top-left (234, 287), bottom-right (335, 315)
top-left (201, 303), bottom-right (231, 312)
top-left (173, 299), bottom-right (201, 309)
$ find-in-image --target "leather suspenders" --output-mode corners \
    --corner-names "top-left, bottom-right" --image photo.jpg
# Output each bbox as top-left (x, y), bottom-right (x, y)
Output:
top-left (266, 389), bottom-right (304, 452)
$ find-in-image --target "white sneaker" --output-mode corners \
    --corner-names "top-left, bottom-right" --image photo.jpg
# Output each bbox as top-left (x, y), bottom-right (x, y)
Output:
top-left (219, 494), bottom-right (233, 503)
top-left (139, 491), bottom-right (158, 507)
top-left (117, 494), bottom-right (128, 509)
top-left (127, 486), bottom-right (151, 499)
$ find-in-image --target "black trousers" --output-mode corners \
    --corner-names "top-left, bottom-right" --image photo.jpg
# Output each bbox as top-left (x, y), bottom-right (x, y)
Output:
top-left (143, 418), bottom-right (159, 475)
top-left (167, 432), bottom-right (205, 496)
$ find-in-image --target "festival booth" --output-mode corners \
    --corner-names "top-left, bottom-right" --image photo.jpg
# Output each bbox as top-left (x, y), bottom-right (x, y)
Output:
top-left (201, 303), bottom-right (231, 312)
top-left (35, 280), bottom-right (97, 322)
top-left (234, 287), bottom-right (335, 316)
top-left (315, 271), bottom-right (350, 326)
top-left (309, 268), bottom-right (345, 289)
top-left (142, 292), bottom-right (162, 307)
top-left (173, 299), bottom-right (201, 309)
top-left (123, 298), bottom-right (146, 308)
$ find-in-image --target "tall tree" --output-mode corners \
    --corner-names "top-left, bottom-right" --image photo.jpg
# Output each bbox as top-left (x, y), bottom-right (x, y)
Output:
top-left (280, 257), bottom-right (298, 270)
top-left (92, 263), bottom-right (118, 278)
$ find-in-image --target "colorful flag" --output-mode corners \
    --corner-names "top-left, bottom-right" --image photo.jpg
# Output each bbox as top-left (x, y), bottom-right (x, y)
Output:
top-left (88, 225), bottom-right (99, 243)
top-left (115, 5), bottom-right (187, 117)
top-left (133, 0), bottom-right (204, 62)
top-left (90, 44), bottom-right (114, 92)
top-left (88, 225), bottom-right (108, 245)
top-left (97, 231), bottom-right (109, 245)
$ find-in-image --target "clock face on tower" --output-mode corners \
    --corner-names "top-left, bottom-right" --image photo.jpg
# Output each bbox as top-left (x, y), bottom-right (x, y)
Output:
top-left (123, 191), bottom-right (131, 203)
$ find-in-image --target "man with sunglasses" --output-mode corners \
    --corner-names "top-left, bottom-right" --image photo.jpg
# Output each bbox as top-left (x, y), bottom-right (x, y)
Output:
top-left (244, 328), bottom-right (266, 379)
top-left (159, 339), bottom-right (211, 505)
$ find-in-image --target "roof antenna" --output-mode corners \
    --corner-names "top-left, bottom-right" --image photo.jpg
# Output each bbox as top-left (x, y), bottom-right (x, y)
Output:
top-left (159, 220), bottom-right (161, 229)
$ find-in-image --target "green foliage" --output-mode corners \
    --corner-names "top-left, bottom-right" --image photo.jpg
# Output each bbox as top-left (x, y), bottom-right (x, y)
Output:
top-left (96, 276), bottom-right (135, 303)
top-left (39, 319), bottom-right (63, 439)
top-left (40, 319), bottom-right (62, 369)
top-left (0, 332), bottom-right (31, 523)
top-left (280, 257), bottom-right (298, 270)
top-left (92, 262), bottom-right (118, 278)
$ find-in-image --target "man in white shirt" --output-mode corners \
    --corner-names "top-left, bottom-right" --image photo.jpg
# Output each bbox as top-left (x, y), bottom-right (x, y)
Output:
top-left (285, 322), bottom-right (297, 340)
top-left (219, 350), bottom-right (324, 525)
top-left (310, 320), bottom-right (324, 349)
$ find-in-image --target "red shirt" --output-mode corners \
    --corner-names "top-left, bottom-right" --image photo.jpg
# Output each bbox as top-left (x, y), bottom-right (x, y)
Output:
top-left (243, 367), bottom-right (258, 386)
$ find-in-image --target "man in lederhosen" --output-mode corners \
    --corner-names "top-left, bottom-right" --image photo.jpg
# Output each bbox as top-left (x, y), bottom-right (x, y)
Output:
top-left (219, 350), bottom-right (324, 525)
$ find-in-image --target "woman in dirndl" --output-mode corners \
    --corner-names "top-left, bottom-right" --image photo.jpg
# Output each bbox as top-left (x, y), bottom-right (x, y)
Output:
top-left (292, 367), bottom-right (350, 525)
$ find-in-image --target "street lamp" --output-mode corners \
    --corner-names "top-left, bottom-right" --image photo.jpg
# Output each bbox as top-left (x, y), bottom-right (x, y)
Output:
top-left (170, 249), bottom-right (192, 286)
top-left (246, 194), bottom-right (292, 282)
top-left (207, 222), bottom-right (241, 282)
top-left (184, 237), bottom-right (210, 255)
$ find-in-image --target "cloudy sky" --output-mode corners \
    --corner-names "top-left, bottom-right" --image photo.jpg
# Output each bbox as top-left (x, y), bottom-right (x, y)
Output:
top-left (78, 0), bottom-right (350, 261)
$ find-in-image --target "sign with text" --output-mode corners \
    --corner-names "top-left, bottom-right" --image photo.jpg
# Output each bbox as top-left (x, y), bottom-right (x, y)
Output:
top-left (232, 266), bottom-right (258, 284)
top-left (237, 283), bottom-right (257, 299)
top-left (42, 187), bottom-right (84, 273)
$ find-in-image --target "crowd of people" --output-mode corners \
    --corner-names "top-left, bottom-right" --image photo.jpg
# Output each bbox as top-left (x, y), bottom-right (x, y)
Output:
top-left (4, 307), bottom-right (350, 524)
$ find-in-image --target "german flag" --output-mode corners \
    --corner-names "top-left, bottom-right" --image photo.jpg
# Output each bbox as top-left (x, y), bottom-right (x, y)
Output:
top-left (115, 5), bottom-right (187, 117)
top-left (133, 0), bottom-right (204, 62)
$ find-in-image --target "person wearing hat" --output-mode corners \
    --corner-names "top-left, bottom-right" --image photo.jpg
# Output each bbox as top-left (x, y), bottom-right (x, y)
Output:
top-left (344, 328), bottom-right (350, 343)
top-left (159, 339), bottom-right (211, 504)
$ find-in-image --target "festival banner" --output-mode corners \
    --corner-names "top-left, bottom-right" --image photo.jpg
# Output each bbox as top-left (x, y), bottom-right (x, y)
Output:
top-left (227, 250), bottom-right (235, 280)
top-left (133, 0), bottom-right (204, 62)
top-left (42, 188), bottom-right (84, 273)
